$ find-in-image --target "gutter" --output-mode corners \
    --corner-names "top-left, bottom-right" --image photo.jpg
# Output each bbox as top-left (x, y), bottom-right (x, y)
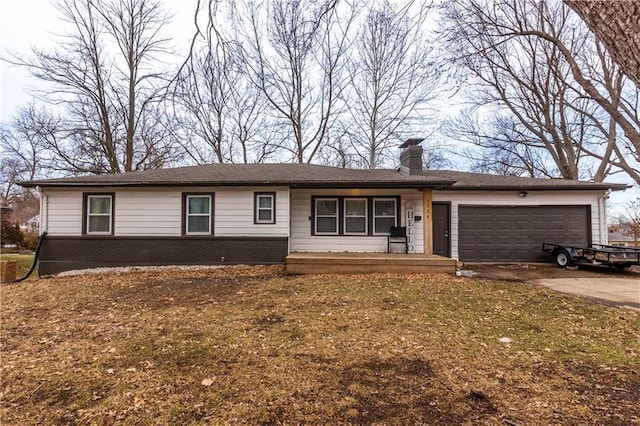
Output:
top-left (599, 190), bottom-right (610, 245)
top-left (20, 180), bottom-right (459, 190)
top-left (19, 181), bottom-right (629, 191)
top-left (434, 184), bottom-right (630, 192)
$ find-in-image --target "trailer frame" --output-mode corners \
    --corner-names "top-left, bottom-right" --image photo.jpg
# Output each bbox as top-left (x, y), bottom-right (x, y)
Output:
top-left (542, 243), bottom-right (640, 269)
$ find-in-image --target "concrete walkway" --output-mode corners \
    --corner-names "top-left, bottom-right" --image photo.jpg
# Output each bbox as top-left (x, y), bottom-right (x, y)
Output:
top-left (530, 277), bottom-right (640, 310)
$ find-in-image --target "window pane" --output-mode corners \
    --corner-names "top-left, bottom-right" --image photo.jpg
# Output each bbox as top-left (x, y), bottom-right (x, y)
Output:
top-left (317, 217), bottom-right (337, 233)
top-left (258, 209), bottom-right (272, 222)
top-left (345, 199), bottom-right (366, 216)
top-left (375, 217), bottom-right (395, 234)
top-left (188, 216), bottom-right (210, 233)
top-left (316, 199), bottom-right (337, 215)
top-left (188, 197), bottom-right (210, 214)
top-left (345, 217), bottom-right (366, 233)
top-left (258, 196), bottom-right (272, 209)
top-left (89, 197), bottom-right (111, 214)
top-left (88, 216), bottom-right (110, 233)
top-left (374, 200), bottom-right (395, 216)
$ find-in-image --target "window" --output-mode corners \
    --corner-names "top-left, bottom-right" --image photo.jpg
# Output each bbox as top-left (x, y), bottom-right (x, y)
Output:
top-left (183, 194), bottom-right (213, 235)
top-left (373, 198), bottom-right (397, 234)
top-left (84, 193), bottom-right (114, 235)
top-left (312, 196), bottom-right (399, 236)
top-left (344, 198), bottom-right (367, 234)
top-left (315, 198), bottom-right (338, 235)
top-left (255, 192), bottom-right (276, 224)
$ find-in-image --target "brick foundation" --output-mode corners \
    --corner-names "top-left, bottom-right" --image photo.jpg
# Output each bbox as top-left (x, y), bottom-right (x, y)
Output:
top-left (38, 236), bottom-right (289, 275)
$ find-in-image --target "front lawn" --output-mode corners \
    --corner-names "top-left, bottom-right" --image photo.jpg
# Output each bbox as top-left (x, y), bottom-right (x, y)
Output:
top-left (1, 266), bottom-right (638, 424)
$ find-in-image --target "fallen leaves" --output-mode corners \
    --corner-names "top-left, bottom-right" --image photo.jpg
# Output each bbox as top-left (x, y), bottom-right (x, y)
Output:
top-left (201, 378), bottom-right (215, 387)
top-left (0, 266), bottom-right (638, 425)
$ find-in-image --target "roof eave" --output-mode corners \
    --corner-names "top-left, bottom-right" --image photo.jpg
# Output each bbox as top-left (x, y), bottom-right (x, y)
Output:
top-left (290, 180), bottom-right (456, 189)
top-left (21, 181), bottom-right (294, 188)
top-left (444, 184), bottom-right (631, 191)
top-left (21, 180), bottom-right (458, 189)
top-left (20, 178), bottom-right (630, 192)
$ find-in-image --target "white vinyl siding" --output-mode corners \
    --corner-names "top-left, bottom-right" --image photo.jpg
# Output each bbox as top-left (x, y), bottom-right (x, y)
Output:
top-left (215, 188), bottom-right (288, 236)
top-left (432, 189), bottom-right (607, 260)
top-left (41, 187), bottom-right (289, 237)
top-left (116, 191), bottom-right (181, 236)
top-left (45, 190), bottom-right (83, 235)
top-left (290, 188), bottom-right (423, 253)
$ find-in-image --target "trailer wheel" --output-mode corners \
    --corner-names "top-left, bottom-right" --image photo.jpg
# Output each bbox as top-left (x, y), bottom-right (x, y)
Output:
top-left (554, 249), bottom-right (572, 267)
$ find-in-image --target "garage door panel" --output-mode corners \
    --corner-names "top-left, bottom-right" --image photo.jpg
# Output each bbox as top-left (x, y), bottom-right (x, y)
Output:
top-left (459, 206), bottom-right (590, 262)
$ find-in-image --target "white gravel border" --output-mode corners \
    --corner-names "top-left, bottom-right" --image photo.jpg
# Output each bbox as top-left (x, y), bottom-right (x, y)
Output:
top-left (55, 264), bottom-right (259, 277)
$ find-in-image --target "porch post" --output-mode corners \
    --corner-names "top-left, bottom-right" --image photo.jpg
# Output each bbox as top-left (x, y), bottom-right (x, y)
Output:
top-left (423, 189), bottom-right (433, 254)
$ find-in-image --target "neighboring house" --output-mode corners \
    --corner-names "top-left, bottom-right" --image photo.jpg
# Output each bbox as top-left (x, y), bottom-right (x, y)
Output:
top-left (21, 141), bottom-right (628, 275)
top-left (608, 230), bottom-right (639, 248)
top-left (20, 215), bottom-right (40, 233)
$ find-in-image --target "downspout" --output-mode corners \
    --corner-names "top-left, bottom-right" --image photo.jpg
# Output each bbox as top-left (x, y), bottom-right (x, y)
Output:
top-left (1, 232), bottom-right (47, 284)
top-left (598, 190), bottom-right (610, 245)
top-left (39, 186), bottom-right (49, 234)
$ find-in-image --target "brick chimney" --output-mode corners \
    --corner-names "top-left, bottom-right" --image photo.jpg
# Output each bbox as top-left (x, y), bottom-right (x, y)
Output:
top-left (398, 138), bottom-right (424, 176)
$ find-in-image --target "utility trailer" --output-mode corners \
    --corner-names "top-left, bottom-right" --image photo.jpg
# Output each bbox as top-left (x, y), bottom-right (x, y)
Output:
top-left (542, 243), bottom-right (640, 269)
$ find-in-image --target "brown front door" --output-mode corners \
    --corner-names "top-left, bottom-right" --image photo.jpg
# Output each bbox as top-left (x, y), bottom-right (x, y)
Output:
top-left (433, 203), bottom-right (450, 257)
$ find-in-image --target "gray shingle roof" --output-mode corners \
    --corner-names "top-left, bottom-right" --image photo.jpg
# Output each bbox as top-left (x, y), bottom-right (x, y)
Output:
top-left (20, 163), bottom-right (629, 191)
top-left (426, 170), bottom-right (628, 190)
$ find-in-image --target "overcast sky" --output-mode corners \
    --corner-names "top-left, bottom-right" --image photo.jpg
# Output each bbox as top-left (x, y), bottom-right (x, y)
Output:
top-left (1, 0), bottom-right (637, 217)
top-left (0, 0), bottom-right (195, 122)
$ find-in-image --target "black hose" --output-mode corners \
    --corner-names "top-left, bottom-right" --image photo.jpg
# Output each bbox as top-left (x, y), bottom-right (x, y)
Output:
top-left (1, 231), bottom-right (47, 284)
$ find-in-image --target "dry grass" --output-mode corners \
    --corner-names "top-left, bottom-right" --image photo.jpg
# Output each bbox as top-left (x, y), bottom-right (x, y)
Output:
top-left (1, 266), bottom-right (638, 425)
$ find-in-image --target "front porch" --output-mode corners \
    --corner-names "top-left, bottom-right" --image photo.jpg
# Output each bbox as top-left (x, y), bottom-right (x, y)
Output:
top-left (285, 252), bottom-right (457, 274)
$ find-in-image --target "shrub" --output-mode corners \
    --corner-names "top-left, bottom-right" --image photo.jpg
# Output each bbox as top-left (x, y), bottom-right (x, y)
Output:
top-left (21, 230), bottom-right (39, 251)
top-left (1, 219), bottom-right (23, 247)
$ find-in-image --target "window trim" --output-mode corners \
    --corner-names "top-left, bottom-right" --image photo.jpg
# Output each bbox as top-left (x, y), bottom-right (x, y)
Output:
top-left (82, 193), bottom-right (115, 236)
top-left (343, 198), bottom-right (368, 235)
top-left (182, 193), bottom-right (215, 236)
top-left (314, 197), bottom-right (339, 235)
top-left (373, 198), bottom-right (398, 235)
top-left (311, 195), bottom-right (400, 236)
top-left (254, 192), bottom-right (276, 224)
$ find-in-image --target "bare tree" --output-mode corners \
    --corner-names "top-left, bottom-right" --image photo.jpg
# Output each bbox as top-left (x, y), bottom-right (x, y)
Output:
top-left (4, 0), bottom-right (179, 174)
top-left (0, 106), bottom-right (45, 185)
top-left (343, 0), bottom-right (440, 169)
top-left (0, 111), bottom-right (44, 226)
top-left (240, 0), bottom-right (357, 163)
top-left (172, 34), bottom-right (276, 164)
top-left (0, 155), bottom-right (30, 207)
top-left (466, 114), bottom-right (564, 177)
top-left (442, 0), bottom-right (640, 183)
top-left (612, 197), bottom-right (640, 245)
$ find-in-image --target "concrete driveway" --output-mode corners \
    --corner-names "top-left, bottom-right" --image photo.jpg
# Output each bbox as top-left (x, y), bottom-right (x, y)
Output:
top-left (529, 277), bottom-right (640, 310)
